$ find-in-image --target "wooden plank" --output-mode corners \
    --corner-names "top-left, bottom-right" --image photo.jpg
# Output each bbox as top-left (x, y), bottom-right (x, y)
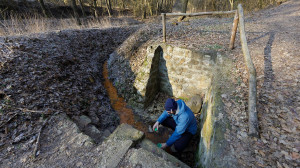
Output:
top-left (238, 4), bottom-right (259, 138)
top-left (164, 10), bottom-right (236, 17)
top-left (229, 10), bottom-right (239, 49)
top-left (162, 13), bottom-right (166, 43)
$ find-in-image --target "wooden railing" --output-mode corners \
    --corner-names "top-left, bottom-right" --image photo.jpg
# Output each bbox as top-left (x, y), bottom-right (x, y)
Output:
top-left (161, 4), bottom-right (259, 137)
top-left (237, 4), bottom-right (259, 138)
top-left (161, 10), bottom-right (237, 43)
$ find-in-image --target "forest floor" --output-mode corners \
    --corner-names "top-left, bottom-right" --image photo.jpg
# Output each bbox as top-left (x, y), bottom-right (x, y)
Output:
top-left (0, 0), bottom-right (299, 167)
top-left (225, 0), bottom-right (300, 167)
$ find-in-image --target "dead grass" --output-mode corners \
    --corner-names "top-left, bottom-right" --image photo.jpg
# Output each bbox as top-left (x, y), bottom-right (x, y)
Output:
top-left (0, 13), bottom-right (130, 36)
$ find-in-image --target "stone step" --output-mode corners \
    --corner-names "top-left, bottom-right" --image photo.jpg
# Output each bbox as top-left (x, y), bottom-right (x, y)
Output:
top-left (98, 123), bottom-right (190, 168)
top-left (139, 139), bottom-right (190, 168)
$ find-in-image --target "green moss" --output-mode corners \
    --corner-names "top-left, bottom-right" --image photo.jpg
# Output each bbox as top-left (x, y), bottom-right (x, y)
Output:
top-left (142, 56), bottom-right (148, 67)
top-left (208, 44), bottom-right (223, 50)
top-left (178, 96), bottom-right (189, 102)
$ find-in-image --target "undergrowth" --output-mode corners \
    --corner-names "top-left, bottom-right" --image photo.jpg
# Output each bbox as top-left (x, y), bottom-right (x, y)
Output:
top-left (0, 13), bottom-right (130, 36)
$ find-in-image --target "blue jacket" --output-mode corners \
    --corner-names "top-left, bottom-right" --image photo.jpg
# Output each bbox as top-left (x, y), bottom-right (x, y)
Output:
top-left (157, 99), bottom-right (197, 146)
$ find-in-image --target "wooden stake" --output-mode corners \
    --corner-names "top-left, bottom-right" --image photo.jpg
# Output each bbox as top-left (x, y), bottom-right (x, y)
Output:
top-left (238, 4), bottom-right (259, 138)
top-left (162, 13), bottom-right (166, 43)
top-left (229, 10), bottom-right (239, 50)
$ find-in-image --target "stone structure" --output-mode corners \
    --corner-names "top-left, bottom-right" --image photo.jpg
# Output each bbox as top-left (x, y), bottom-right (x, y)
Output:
top-left (108, 43), bottom-right (237, 167)
top-left (133, 44), bottom-right (216, 108)
top-left (99, 123), bottom-right (190, 168)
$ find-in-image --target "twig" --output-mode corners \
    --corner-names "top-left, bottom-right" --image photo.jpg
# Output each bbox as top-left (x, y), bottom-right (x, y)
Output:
top-left (0, 113), bottom-right (17, 128)
top-left (17, 108), bottom-right (45, 114)
top-left (0, 42), bottom-right (14, 52)
top-left (33, 111), bottom-right (60, 159)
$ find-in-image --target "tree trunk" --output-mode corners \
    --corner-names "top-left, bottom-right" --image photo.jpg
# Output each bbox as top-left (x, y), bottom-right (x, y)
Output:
top-left (93, 0), bottom-right (98, 17)
top-left (178, 0), bottom-right (188, 21)
top-left (259, 0), bottom-right (263, 9)
top-left (105, 0), bottom-right (113, 16)
top-left (78, 0), bottom-right (86, 17)
top-left (156, 0), bottom-right (159, 15)
top-left (37, 0), bottom-right (48, 17)
top-left (238, 4), bottom-right (259, 138)
top-left (229, 0), bottom-right (234, 10)
top-left (70, 0), bottom-right (81, 25)
top-left (141, 0), bottom-right (146, 19)
top-left (121, 0), bottom-right (125, 10)
top-left (181, 0), bottom-right (188, 13)
top-left (148, 0), bottom-right (153, 16)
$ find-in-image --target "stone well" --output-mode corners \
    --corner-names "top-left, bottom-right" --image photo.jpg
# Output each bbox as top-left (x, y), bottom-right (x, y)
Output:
top-left (133, 44), bottom-right (218, 108)
top-left (107, 43), bottom-right (237, 167)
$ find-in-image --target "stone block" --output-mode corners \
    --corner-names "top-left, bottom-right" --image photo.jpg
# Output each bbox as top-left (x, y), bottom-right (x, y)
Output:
top-left (186, 95), bottom-right (203, 114)
top-left (127, 148), bottom-right (184, 168)
top-left (164, 54), bottom-right (171, 60)
top-left (139, 139), bottom-right (190, 168)
top-left (166, 46), bottom-right (173, 54)
top-left (108, 123), bottom-right (144, 143)
top-left (179, 58), bottom-right (186, 64)
top-left (78, 115), bottom-right (92, 128)
top-left (98, 139), bottom-right (133, 168)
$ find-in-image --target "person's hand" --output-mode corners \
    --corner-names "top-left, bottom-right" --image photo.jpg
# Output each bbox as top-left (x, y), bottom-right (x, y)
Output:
top-left (161, 143), bottom-right (168, 149)
top-left (152, 121), bottom-right (159, 132)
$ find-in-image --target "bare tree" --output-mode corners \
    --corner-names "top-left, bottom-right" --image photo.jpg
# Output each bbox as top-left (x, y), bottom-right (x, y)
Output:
top-left (177, 0), bottom-right (188, 21)
top-left (70, 0), bottom-right (81, 25)
top-left (181, 0), bottom-right (188, 13)
top-left (78, 0), bottom-right (86, 17)
top-left (93, 0), bottom-right (99, 17)
top-left (229, 0), bottom-right (234, 10)
top-left (105, 0), bottom-right (113, 17)
top-left (37, 0), bottom-right (49, 17)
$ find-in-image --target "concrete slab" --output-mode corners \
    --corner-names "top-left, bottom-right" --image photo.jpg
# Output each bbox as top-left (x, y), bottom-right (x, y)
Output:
top-left (140, 139), bottom-right (190, 168)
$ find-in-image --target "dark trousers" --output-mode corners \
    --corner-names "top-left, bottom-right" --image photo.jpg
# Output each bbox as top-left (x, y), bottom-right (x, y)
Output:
top-left (161, 117), bottom-right (193, 152)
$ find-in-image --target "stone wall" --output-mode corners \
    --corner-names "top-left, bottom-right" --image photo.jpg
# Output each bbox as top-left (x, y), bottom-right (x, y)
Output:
top-left (108, 43), bottom-right (237, 167)
top-left (133, 43), bottom-right (217, 107)
top-left (196, 85), bottom-right (237, 168)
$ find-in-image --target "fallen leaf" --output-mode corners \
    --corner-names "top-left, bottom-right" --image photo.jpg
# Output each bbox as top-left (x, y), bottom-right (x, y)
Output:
top-left (291, 152), bottom-right (300, 160)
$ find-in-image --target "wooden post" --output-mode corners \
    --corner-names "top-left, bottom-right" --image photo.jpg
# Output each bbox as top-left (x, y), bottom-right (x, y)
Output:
top-left (162, 13), bottom-right (166, 43)
top-left (238, 4), bottom-right (259, 138)
top-left (229, 10), bottom-right (239, 50)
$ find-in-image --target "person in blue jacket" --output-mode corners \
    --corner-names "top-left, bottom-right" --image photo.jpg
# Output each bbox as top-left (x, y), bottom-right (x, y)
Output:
top-left (152, 98), bottom-right (198, 152)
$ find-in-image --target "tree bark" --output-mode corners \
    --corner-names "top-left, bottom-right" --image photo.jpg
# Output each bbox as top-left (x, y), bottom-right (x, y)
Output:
top-left (70, 0), bottom-right (81, 25)
top-left (37, 0), bottom-right (48, 17)
top-left (229, 0), bottom-right (234, 10)
top-left (178, 0), bottom-right (188, 21)
top-left (181, 0), bottom-right (188, 13)
top-left (78, 0), bottom-right (86, 17)
top-left (93, 0), bottom-right (99, 17)
top-left (238, 4), bottom-right (259, 138)
top-left (105, 0), bottom-right (113, 16)
top-left (148, 0), bottom-right (153, 16)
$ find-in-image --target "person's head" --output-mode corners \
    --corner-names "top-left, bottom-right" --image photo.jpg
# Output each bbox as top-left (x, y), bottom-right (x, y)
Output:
top-left (165, 98), bottom-right (177, 115)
